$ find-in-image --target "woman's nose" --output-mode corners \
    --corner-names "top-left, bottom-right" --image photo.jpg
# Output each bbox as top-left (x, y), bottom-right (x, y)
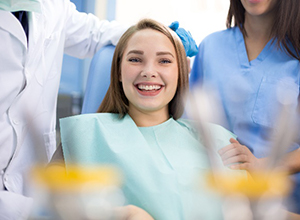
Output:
top-left (141, 63), bottom-right (158, 78)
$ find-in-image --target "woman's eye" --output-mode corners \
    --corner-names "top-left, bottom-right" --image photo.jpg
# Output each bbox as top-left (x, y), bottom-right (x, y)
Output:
top-left (160, 59), bottom-right (172, 64)
top-left (128, 57), bottom-right (141, 62)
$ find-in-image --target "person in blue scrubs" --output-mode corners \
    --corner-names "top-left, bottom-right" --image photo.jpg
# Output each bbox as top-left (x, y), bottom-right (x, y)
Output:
top-left (190, 0), bottom-right (300, 214)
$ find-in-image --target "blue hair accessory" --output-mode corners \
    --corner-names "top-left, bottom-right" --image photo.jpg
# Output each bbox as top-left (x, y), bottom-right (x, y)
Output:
top-left (169, 21), bottom-right (198, 57)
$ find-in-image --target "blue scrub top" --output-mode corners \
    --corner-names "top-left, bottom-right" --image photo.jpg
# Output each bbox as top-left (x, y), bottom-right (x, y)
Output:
top-left (191, 26), bottom-right (299, 157)
top-left (190, 26), bottom-right (300, 212)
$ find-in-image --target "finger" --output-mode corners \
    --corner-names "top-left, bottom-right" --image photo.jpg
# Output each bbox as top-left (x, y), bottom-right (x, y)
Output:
top-left (219, 147), bottom-right (244, 161)
top-left (218, 142), bottom-right (242, 155)
top-left (229, 139), bottom-right (252, 156)
top-left (218, 144), bottom-right (235, 155)
top-left (229, 138), bottom-right (239, 144)
top-left (223, 154), bottom-right (248, 166)
top-left (230, 162), bottom-right (250, 171)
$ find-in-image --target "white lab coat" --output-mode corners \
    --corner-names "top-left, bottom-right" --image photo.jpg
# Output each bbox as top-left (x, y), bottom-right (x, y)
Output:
top-left (0, 0), bottom-right (126, 219)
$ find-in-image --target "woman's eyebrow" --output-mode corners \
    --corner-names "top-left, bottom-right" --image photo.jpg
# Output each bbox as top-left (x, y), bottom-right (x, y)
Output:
top-left (156, 51), bottom-right (174, 58)
top-left (127, 50), bottom-right (144, 55)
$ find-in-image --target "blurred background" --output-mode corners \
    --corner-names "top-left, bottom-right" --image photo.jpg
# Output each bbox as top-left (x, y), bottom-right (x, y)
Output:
top-left (57, 0), bottom-right (229, 139)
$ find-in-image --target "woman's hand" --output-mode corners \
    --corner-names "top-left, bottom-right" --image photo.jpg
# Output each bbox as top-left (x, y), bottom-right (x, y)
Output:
top-left (118, 205), bottom-right (154, 220)
top-left (218, 138), bottom-right (267, 172)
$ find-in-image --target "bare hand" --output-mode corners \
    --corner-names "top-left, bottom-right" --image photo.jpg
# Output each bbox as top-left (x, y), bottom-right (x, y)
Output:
top-left (218, 138), bottom-right (267, 172)
top-left (118, 205), bottom-right (154, 220)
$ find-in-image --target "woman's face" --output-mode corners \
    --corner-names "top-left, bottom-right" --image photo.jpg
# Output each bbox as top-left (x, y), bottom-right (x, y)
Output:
top-left (120, 28), bottom-right (178, 118)
top-left (240, 0), bottom-right (278, 17)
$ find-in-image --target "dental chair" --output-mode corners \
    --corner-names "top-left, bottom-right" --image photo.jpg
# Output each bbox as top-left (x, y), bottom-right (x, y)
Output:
top-left (81, 45), bottom-right (115, 114)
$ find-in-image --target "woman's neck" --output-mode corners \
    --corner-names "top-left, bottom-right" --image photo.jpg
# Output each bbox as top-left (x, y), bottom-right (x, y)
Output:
top-left (128, 108), bottom-right (170, 127)
top-left (243, 13), bottom-right (274, 61)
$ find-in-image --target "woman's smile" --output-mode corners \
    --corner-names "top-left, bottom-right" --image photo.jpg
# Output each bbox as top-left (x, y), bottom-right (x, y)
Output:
top-left (135, 83), bottom-right (164, 96)
top-left (120, 28), bottom-right (178, 116)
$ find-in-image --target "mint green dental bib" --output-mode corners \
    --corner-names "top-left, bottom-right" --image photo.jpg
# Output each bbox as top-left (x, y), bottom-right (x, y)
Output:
top-left (60, 113), bottom-right (239, 220)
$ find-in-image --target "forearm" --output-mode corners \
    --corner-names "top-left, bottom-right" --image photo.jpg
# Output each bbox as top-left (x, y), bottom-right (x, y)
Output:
top-left (64, 2), bottom-right (127, 58)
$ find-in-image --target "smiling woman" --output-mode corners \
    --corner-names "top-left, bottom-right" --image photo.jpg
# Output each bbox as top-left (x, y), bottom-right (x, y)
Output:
top-left (111, 27), bottom-right (180, 126)
top-left (50, 18), bottom-right (246, 220)
top-left (120, 28), bottom-right (179, 126)
top-left (98, 18), bottom-right (188, 125)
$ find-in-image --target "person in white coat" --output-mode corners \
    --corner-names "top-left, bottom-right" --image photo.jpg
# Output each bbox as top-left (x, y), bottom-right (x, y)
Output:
top-left (0, 0), bottom-right (127, 219)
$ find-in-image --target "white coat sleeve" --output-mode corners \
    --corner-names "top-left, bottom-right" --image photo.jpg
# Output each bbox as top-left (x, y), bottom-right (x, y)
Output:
top-left (63, 1), bottom-right (128, 59)
top-left (0, 191), bottom-right (33, 220)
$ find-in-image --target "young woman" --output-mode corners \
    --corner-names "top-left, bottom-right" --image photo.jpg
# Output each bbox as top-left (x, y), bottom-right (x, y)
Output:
top-left (190, 0), bottom-right (300, 213)
top-left (53, 18), bottom-right (242, 220)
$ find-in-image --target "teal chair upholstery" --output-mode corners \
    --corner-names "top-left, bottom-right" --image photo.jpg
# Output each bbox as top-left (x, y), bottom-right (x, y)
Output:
top-left (81, 45), bottom-right (115, 114)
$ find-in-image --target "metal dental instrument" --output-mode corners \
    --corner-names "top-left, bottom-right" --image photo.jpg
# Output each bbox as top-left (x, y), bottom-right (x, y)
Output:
top-left (266, 105), bottom-right (299, 171)
top-left (185, 86), bottom-right (225, 174)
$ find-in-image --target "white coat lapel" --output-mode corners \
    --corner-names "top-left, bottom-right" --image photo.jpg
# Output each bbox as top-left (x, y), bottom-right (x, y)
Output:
top-left (0, 10), bottom-right (27, 48)
top-left (27, 11), bottom-right (44, 56)
top-left (26, 10), bottom-right (46, 85)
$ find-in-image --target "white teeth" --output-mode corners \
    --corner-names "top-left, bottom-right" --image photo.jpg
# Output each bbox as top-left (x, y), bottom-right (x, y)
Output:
top-left (138, 84), bottom-right (161, 91)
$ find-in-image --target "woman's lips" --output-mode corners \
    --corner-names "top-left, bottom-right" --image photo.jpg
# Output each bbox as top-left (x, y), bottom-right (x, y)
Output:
top-left (248, 0), bottom-right (263, 3)
top-left (135, 83), bottom-right (164, 96)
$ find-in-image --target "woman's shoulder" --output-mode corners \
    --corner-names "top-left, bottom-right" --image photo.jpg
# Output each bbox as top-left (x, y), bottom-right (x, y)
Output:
top-left (176, 118), bottom-right (198, 132)
top-left (59, 113), bottom-right (123, 129)
top-left (176, 119), bottom-right (236, 142)
top-left (206, 123), bottom-right (236, 140)
top-left (177, 118), bottom-right (232, 132)
top-left (60, 113), bottom-right (119, 122)
top-left (200, 27), bottom-right (237, 46)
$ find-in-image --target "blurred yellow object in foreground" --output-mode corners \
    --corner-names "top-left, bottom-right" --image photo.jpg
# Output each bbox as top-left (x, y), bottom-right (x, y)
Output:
top-left (32, 164), bottom-right (122, 191)
top-left (31, 164), bottom-right (125, 220)
top-left (206, 171), bottom-right (291, 198)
